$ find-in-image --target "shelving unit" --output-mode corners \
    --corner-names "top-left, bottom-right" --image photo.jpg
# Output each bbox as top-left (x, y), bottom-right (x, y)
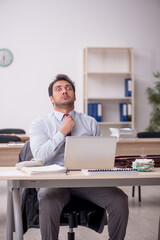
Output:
top-left (83, 47), bottom-right (134, 133)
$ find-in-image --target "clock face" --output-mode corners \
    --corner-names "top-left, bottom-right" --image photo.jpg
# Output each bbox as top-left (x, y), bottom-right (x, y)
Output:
top-left (0, 49), bottom-right (13, 67)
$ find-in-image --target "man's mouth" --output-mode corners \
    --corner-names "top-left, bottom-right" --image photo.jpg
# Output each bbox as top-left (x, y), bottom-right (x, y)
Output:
top-left (62, 95), bottom-right (69, 100)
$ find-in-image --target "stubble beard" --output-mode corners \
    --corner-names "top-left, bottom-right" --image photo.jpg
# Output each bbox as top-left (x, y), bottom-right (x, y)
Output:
top-left (54, 99), bottom-right (75, 109)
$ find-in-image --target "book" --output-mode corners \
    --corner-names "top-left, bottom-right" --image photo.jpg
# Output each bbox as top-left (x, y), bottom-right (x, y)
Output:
top-left (20, 164), bottom-right (67, 175)
top-left (125, 78), bottom-right (132, 97)
top-left (88, 103), bottom-right (102, 122)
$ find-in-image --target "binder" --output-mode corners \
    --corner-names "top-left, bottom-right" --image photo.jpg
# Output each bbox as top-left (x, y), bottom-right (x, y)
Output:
top-left (88, 103), bottom-right (102, 122)
top-left (88, 103), bottom-right (93, 118)
top-left (127, 103), bottom-right (132, 121)
top-left (97, 103), bottom-right (102, 122)
top-left (119, 103), bottom-right (128, 121)
top-left (119, 103), bottom-right (132, 122)
top-left (125, 78), bottom-right (132, 97)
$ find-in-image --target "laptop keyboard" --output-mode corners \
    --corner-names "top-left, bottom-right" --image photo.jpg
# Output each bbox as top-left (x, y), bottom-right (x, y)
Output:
top-left (81, 168), bottom-right (138, 175)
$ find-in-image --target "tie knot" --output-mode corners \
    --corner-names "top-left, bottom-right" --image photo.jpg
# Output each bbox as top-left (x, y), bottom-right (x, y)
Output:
top-left (64, 114), bottom-right (69, 117)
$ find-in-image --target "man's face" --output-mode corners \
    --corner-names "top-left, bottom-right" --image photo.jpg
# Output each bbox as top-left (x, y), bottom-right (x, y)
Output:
top-left (50, 80), bottom-right (76, 109)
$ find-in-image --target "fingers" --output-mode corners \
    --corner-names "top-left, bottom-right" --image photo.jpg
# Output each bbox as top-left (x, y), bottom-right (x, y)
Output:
top-left (60, 115), bottom-right (75, 136)
top-left (65, 114), bottom-right (72, 119)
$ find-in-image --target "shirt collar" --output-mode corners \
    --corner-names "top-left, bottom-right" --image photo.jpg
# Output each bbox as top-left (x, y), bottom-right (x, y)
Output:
top-left (54, 110), bottom-right (75, 122)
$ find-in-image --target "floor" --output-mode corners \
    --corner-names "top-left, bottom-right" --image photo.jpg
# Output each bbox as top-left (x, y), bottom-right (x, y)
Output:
top-left (0, 181), bottom-right (159, 240)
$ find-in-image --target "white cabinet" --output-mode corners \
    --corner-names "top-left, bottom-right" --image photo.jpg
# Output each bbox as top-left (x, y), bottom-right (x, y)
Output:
top-left (83, 47), bottom-right (134, 132)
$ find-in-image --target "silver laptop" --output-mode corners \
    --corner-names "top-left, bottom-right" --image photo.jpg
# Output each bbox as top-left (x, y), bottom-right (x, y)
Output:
top-left (64, 136), bottom-right (117, 170)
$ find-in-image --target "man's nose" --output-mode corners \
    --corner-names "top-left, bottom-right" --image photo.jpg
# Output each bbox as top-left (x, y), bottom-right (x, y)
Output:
top-left (62, 88), bottom-right (67, 94)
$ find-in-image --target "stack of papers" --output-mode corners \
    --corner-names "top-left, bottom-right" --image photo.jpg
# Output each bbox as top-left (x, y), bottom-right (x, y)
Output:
top-left (8, 143), bottom-right (25, 146)
top-left (119, 128), bottom-right (137, 139)
top-left (20, 164), bottom-right (67, 175)
top-left (132, 159), bottom-right (154, 172)
top-left (109, 128), bottom-right (137, 139)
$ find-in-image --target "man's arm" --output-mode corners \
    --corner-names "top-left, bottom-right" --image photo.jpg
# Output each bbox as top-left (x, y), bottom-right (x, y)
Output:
top-left (30, 119), bottom-right (66, 164)
top-left (30, 116), bottom-right (75, 165)
top-left (90, 117), bottom-right (103, 137)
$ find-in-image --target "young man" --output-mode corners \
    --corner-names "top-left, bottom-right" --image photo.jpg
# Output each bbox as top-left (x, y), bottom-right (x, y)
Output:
top-left (30, 74), bottom-right (129, 240)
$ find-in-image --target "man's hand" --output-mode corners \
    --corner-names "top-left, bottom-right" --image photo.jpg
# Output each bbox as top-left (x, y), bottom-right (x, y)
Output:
top-left (60, 115), bottom-right (75, 136)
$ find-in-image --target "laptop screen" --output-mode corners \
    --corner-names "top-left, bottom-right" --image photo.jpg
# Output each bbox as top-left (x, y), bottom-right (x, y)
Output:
top-left (64, 136), bottom-right (117, 170)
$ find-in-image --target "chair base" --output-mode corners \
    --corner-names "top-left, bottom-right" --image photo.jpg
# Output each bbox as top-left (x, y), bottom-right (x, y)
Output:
top-left (68, 232), bottom-right (75, 240)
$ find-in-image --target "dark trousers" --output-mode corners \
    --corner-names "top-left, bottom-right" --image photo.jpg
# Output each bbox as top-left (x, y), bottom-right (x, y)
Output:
top-left (38, 187), bottom-right (129, 240)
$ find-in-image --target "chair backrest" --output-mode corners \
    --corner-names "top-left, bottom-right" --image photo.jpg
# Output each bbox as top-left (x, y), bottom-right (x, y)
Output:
top-left (0, 134), bottom-right (21, 143)
top-left (18, 140), bottom-right (33, 163)
top-left (0, 128), bottom-right (26, 134)
top-left (137, 131), bottom-right (160, 138)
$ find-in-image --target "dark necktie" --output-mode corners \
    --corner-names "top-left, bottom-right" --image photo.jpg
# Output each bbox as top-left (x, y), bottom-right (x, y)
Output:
top-left (63, 114), bottom-right (71, 136)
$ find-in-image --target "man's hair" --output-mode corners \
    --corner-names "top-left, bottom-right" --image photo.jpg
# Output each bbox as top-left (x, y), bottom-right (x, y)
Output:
top-left (48, 74), bottom-right (75, 97)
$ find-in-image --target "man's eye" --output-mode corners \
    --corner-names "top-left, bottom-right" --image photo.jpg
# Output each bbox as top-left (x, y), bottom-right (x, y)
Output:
top-left (56, 87), bottom-right (61, 91)
top-left (66, 86), bottom-right (72, 90)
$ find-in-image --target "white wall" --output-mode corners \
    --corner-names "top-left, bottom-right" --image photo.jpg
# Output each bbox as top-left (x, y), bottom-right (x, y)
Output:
top-left (0, 0), bottom-right (160, 134)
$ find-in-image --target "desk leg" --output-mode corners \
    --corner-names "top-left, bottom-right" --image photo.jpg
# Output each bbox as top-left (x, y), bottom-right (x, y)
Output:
top-left (158, 217), bottom-right (160, 240)
top-left (6, 188), bottom-right (14, 240)
top-left (12, 188), bottom-right (23, 240)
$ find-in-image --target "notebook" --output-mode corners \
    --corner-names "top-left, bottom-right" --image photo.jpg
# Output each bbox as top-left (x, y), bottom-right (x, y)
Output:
top-left (20, 164), bottom-right (67, 175)
top-left (64, 136), bottom-right (117, 171)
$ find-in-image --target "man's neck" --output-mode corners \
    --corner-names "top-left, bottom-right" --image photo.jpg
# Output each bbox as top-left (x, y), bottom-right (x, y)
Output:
top-left (54, 107), bottom-right (74, 115)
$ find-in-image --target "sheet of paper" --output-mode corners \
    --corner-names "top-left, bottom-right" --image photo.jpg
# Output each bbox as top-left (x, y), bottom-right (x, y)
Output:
top-left (0, 170), bottom-right (25, 176)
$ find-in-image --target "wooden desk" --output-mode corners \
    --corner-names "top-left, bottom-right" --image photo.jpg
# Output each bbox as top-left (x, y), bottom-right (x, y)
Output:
top-left (0, 144), bottom-right (24, 166)
top-left (17, 136), bottom-right (160, 153)
top-left (117, 138), bottom-right (160, 156)
top-left (1, 138), bottom-right (160, 167)
top-left (0, 134), bottom-right (29, 166)
top-left (0, 167), bottom-right (158, 240)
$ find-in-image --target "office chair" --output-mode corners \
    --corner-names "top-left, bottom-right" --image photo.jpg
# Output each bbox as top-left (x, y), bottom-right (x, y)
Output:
top-left (0, 128), bottom-right (26, 134)
top-left (61, 198), bottom-right (106, 240)
top-left (21, 188), bottom-right (107, 240)
top-left (0, 134), bottom-right (21, 143)
top-left (137, 131), bottom-right (160, 138)
top-left (18, 141), bottom-right (107, 240)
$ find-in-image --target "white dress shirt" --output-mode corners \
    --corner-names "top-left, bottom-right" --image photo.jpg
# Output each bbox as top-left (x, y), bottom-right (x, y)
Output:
top-left (30, 110), bottom-right (102, 166)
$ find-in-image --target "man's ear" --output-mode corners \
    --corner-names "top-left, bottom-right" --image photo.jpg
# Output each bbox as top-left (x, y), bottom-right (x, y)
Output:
top-left (50, 96), bottom-right (54, 104)
top-left (74, 94), bottom-right (76, 101)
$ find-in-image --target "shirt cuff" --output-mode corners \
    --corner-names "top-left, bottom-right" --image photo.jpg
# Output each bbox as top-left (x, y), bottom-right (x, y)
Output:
top-left (53, 131), bottom-right (66, 145)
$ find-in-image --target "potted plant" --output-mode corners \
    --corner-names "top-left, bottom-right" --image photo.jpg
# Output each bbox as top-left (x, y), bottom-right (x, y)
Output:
top-left (146, 71), bottom-right (160, 131)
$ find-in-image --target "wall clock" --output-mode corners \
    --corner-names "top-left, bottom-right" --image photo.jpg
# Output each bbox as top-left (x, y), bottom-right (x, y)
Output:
top-left (0, 48), bottom-right (13, 67)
